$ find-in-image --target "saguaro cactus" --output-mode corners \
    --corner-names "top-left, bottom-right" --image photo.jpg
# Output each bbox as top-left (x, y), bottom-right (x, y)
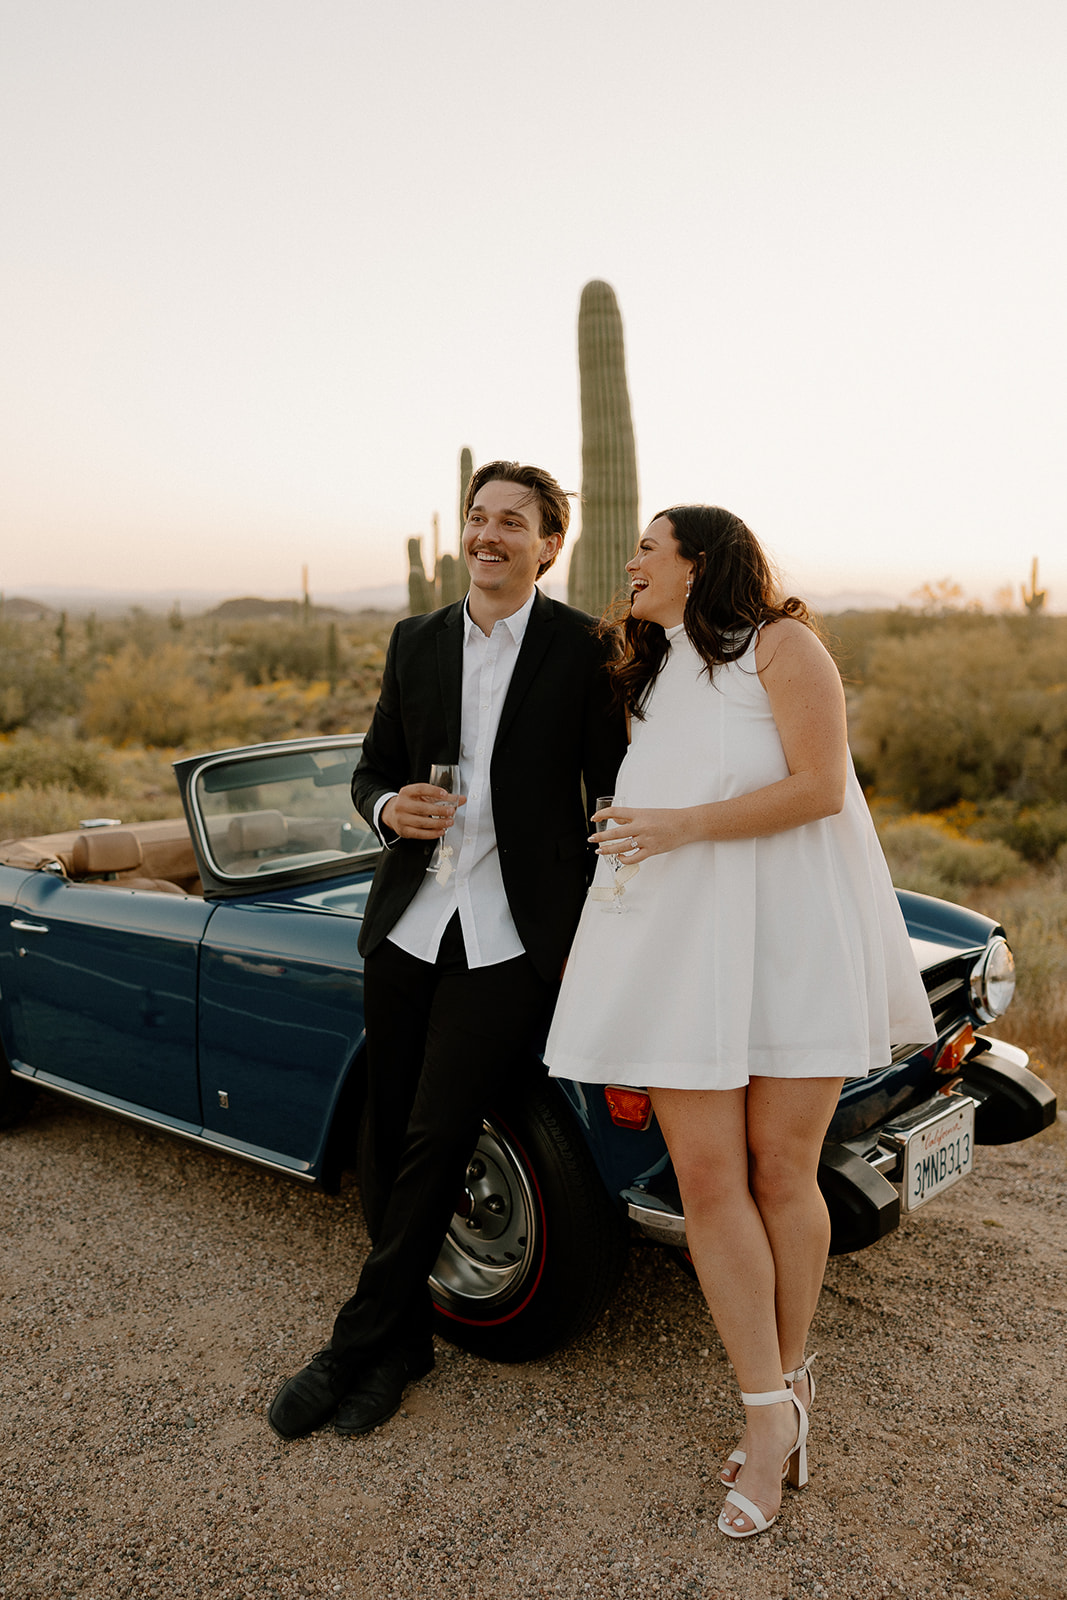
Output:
top-left (444, 446), bottom-right (473, 605)
top-left (458, 446), bottom-right (473, 537)
top-left (567, 280), bottom-right (639, 616)
top-left (438, 553), bottom-right (467, 607)
top-left (407, 538), bottom-right (435, 615)
top-left (326, 621), bottom-right (340, 693)
top-left (405, 447), bottom-right (474, 614)
top-left (1022, 557), bottom-right (1047, 615)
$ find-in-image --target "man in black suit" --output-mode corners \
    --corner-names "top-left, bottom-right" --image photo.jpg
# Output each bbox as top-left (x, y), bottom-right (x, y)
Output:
top-left (268, 460), bottom-right (626, 1440)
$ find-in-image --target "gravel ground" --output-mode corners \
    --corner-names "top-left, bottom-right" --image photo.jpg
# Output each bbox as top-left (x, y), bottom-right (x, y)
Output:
top-left (2, 1080), bottom-right (1065, 1600)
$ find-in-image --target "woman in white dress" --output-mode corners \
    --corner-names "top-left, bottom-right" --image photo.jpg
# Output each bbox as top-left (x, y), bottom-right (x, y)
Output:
top-left (544, 506), bottom-right (935, 1540)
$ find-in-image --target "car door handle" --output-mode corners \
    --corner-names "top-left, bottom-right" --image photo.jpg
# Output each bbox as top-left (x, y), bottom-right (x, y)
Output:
top-left (11, 920), bottom-right (49, 934)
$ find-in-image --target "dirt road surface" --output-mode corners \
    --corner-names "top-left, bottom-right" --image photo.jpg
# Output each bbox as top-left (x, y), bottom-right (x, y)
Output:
top-left (2, 1081), bottom-right (1064, 1600)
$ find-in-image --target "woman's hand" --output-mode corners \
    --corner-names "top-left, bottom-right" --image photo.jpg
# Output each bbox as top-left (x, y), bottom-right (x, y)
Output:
top-left (589, 805), bottom-right (699, 863)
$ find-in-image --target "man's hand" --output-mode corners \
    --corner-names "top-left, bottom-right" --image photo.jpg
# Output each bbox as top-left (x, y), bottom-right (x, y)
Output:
top-left (381, 784), bottom-right (466, 841)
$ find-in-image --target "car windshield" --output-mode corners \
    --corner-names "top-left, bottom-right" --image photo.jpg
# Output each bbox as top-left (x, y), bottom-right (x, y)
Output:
top-left (192, 745), bottom-right (378, 880)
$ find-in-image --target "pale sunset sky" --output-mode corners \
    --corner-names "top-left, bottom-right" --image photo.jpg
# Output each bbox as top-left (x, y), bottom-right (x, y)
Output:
top-left (2, 0), bottom-right (1065, 609)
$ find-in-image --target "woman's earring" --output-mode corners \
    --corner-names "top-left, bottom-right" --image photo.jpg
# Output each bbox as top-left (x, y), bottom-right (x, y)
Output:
top-left (685, 574), bottom-right (693, 598)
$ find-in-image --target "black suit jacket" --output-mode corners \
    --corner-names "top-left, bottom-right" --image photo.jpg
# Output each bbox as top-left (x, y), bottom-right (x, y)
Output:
top-left (352, 589), bottom-right (627, 983)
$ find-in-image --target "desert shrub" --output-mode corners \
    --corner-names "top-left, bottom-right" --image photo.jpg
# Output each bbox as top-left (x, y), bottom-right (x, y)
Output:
top-left (0, 780), bottom-right (179, 839)
top-left (961, 860), bottom-right (1067, 1072)
top-left (0, 731), bottom-right (113, 794)
top-left (221, 679), bottom-right (373, 741)
top-left (854, 618), bottom-right (1067, 810)
top-left (928, 835), bottom-right (1022, 886)
top-left (0, 622), bottom-right (79, 730)
top-left (0, 784), bottom-right (97, 838)
top-left (971, 801), bottom-right (1067, 866)
top-left (0, 742), bottom-right (181, 839)
top-left (80, 643), bottom-right (265, 748)
top-left (226, 622), bottom-right (331, 686)
top-left (82, 643), bottom-right (207, 746)
top-left (89, 608), bottom-right (175, 660)
top-left (876, 814), bottom-right (1023, 900)
top-left (305, 682), bottom-right (378, 735)
top-left (825, 606), bottom-right (982, 685)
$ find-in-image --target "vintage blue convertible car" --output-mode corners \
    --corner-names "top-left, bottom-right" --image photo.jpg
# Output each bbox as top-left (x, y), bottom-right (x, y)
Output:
top-left (0, 734), bottom-right (1056, 1360)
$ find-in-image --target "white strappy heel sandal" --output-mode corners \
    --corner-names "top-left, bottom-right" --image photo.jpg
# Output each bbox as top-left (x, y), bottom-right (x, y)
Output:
top-left (783, 1351), bottom-right (818, 1411)
top-left (719, 1441), bottom-right (747, 1486)
top-left (720, 1352), bottom-right (817, 1486)
top-left (717, 1386), bottom-right (808, 1539)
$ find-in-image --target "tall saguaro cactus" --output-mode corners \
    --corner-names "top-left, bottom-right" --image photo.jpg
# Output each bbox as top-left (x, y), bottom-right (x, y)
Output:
top-left (438, 553), bottom-right (467, 607)
top-left (442, 446), bottom-right (472, 605)
top-left (405, 447), bottom-right (474, 614)
top-left (407, 538), bottom-right (435, 615)
top-left (458, 446), bottom-right (473, 539)
top-left (567, 280), bottom-right (639, 616)
top-left (1022, 556), bottom-right (1047, 615)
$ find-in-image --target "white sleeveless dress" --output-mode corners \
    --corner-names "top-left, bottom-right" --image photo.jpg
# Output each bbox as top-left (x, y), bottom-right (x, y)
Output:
top-left (544, 625), bottom-right (936, 1091)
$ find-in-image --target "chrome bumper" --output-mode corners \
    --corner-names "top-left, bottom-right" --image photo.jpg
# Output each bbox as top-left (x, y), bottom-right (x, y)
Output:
top-left (621, 1187), bottom-right (689, 1249)
top-left (619, 1034), bottom-right (1055, 1257)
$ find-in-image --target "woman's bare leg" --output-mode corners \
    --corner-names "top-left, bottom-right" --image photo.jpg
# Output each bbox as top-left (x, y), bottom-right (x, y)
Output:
top-left (648, 1085), bottom-right (800, 1532)
top-left (745, 1075), bottom-right (844, 1374)
top-left (715, 1074), bottom-right (843, 1497)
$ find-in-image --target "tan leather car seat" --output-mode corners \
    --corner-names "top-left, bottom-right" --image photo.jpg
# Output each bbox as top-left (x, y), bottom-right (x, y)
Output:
top-left (70, 830), bottom-right (185, 894)
top-left (225, 810), bottom-right (288, 855)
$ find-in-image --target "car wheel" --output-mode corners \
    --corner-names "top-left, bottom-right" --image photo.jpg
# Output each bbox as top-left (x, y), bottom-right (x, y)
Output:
top-left (358, 1074), bottom-right (628, 1363)
top-left (429, 1077), bottom-right (629, 1361)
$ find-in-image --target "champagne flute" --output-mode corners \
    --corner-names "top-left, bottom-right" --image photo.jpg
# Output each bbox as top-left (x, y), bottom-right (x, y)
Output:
top-left (427, 763), bottom-right (462, 879)
top-left (594, 793), bottom-right (627, 914)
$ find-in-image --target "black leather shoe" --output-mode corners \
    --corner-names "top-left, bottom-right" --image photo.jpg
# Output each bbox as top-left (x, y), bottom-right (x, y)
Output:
top-left (333, 1348), bottom-right (435, 1437)
top-left (267, 1348), bottom-right (352, 1440)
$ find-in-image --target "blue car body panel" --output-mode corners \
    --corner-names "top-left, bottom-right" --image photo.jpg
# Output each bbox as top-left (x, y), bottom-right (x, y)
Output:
top-left (0, 850), bottom-right (1008, 1195)
top-left (556, 1077), bottom-right (669, 1195)
top-left (9, 869), bottom-right (211, 1124)
top-left (197, 890), bottom-right (366, 1170)
top-left (0, 740), bottom-right (1050, 1231)
top-left (0, 855), bottom-right (375, 1182)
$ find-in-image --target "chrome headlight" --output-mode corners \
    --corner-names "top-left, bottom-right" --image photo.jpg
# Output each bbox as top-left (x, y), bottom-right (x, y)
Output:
top-left (969, 936), bottom-right (1016, 1022)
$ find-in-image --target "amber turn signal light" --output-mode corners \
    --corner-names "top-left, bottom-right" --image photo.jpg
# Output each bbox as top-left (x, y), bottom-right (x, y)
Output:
top-left (934, 1022), bottom-right (975, 1075)
top-left (604, 1085), bottom-right (654, 1131)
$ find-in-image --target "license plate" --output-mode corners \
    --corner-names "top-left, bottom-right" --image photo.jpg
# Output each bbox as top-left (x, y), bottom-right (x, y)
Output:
top-left (894, 1096), bottom-right (975, 1212)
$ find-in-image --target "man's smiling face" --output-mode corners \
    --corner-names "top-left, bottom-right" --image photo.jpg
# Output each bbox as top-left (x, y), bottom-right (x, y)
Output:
top-left (462, 479), bottom-right (561, 609)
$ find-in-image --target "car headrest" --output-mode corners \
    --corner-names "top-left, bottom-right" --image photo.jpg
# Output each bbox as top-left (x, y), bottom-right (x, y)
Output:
top-left (71, 829), bottom-right (144, 876)
top-left (226, 810), bottom-right (287, 854)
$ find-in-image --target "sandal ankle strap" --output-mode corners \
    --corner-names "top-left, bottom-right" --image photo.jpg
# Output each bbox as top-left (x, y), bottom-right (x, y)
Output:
top-left (782, 1352), bottom-right (818, 1385)
top-left (738, 1386), bottom-right (793, 1406)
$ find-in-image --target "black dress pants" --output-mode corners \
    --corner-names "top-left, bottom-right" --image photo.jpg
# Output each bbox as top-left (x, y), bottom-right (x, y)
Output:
top-left (329, 917), bottom-right (556, 1369)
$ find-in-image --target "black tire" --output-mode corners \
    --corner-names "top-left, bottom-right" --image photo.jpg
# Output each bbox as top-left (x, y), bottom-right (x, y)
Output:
top-left (358, 1074), bottom-right (629, 1363)
top-left (0, 1057), bottom-right (32, 1130)
top-left (429, 1076), bottom-right (629, 1361)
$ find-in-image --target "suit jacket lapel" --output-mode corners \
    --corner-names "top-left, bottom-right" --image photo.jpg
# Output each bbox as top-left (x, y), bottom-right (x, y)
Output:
top-left (435, 603), bottom-right (465, 761)
top-left (495, 589), bottom-right (556, 746)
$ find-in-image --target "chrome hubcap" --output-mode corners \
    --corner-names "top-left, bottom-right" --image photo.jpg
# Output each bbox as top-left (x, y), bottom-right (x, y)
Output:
top-left (431, 1119), bottom-right (536, 1307)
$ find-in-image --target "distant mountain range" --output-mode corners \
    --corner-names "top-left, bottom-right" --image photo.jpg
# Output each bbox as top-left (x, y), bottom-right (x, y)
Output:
top-left (4, 579), bottom-right (907, 619)
top-left (0, 582), bottom-right (411, 619)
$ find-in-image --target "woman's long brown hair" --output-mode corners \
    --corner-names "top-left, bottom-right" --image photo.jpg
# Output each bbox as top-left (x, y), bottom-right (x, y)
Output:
top-left (605, 505), bottom-right (813, 718)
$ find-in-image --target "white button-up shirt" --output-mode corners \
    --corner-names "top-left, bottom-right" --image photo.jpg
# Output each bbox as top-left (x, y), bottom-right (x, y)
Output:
top-left (382, 591), bottom-right (536, 968)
